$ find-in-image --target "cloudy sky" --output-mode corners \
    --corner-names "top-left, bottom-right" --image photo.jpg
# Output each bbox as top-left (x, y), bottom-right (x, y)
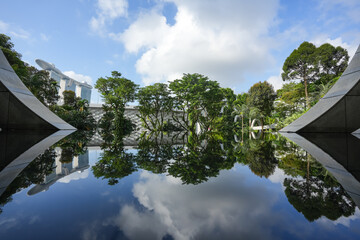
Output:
top-left (1, 0), bottom-right (360, 103)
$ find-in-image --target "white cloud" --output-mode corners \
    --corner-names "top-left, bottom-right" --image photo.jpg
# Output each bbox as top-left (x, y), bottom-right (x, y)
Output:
top-left (58, 169), bottom-right (89, 183)
top-left (40, 33), bottom-right (50, 42)
top-left (0, 20), bottom-right (31, 40)
top-left (104, 170), bottom-right (294, 240)
top-left (266, 72), bottom-right (284, 91)
top-left (317, 207), bottom-right (360, 228)
top-left (63, 70), bottom-right (93, 85)
top-left (110, 10), bottom-right (171, 54)
top-left (0, 20), bottom-right (9, 32)
top-left (318, 0), bottom-right (360, 23)
top-left (311, 35), bottom-right (358, 58)
top-left (90, 0), bottom-right (128, 34)
top-left (114, 0), bottom-right (280, 87)
top-left (268, 167), bottom-right (287, 184)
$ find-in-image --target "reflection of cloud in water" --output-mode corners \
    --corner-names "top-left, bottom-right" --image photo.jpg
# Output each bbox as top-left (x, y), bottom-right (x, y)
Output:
top-left (58, 169), bottom-right (89, 184)
top-left (0, 218), bottom-right (17, 232)
top-left (317, 207), bottom-right (360, 228)
top-left (268, 167), bottom-right (286, 184)
top-left (108, 169), bottom-right (286, 240)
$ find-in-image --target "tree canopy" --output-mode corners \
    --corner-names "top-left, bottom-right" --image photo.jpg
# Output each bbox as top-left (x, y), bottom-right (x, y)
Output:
top-left (247, 81), bottom-right (276, 117)
top-left (282, 41), bottom-right (349, 110)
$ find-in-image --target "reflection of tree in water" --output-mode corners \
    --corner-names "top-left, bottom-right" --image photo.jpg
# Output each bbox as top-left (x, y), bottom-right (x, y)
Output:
top-left (92, 141), bottom-right (137, 185)
top-left (136, 132), bottom-right (183, 174)
top-left (168, 132), bottom-right (236, 185)
top-left (0, 149), bottom-right (56, 214)
top-left (58, 130), bottom-right (95, 163)
top-left (234, 134), bottom-right (278, 178)
top-left (92, 119), bottom-right (137, 185)
top-left (93, 129), bottom-right (237, 185)
top-left (276, 137), bottom-right (356, 222)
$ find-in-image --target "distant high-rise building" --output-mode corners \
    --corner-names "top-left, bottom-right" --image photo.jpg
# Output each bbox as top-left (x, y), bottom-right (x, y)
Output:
top-left (36, 59), bottom-right (92, 104)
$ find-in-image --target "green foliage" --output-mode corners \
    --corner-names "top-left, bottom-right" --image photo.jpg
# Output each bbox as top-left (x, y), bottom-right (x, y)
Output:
top-left (92, 145), bottom-right (137, 185)
top-left (282, 41), bottom-right (317, 109)
top-left (281, 41), bottom-right (349, 110)
top-left (50, 91), bottom-right (96, 130)
top-left (0, 33), bottom-right (28, 81)
top-left (239, 139), bottom-right (278, 178)
top-left (137, 83), bottom-right (173, 131)
top-left (23, 66), bottom-right (59, 106)
top-left (316, 43), bottom-right (349, 83)
top-left (276, 110), bottom-right (306, 129)
top-left (95, 71), bottom-right (138, 112)
top-left (247, 81), bottom-right (276, 126)
top-left (63, 90), bottom-right (77, 106)
top-left (95, 71), bottom-right (138, 137)
top-left (169, 73), bottom-right (225, 132)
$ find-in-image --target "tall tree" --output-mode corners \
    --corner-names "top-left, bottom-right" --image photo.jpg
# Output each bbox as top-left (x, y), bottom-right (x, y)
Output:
top-left (169, 73), bottom-right (225, 132)
top-left (316, 43), bottom-right (349, 83)
top-left (247, 81), bottom-right (276, 126)
top-left (95, 71), bottom-right (138, 137)
top-left (137, 83), bottom-right (173, 131)
top-left (25, 66), bottom-right (59, 106)
top-left (282, 42), bottom-right (317, 109)
top-left (0, 34), bottom-right (28, 80)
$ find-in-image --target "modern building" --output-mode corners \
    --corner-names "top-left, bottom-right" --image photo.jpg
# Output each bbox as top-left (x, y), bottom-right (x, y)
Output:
top-left (36, 59), bottom-right (92, 104)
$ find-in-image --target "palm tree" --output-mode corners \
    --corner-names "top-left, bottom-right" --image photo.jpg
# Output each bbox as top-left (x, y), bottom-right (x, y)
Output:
top-left (232, 103), bottom-right (248, 134)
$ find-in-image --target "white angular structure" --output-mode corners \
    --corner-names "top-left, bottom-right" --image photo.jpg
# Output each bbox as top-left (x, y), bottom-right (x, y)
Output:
top-left (36, 59), bottom-right (92, 104)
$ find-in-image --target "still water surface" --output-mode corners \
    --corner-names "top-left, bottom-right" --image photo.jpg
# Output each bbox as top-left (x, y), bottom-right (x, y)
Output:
top-left (0, 130), bottom-right (360, 240)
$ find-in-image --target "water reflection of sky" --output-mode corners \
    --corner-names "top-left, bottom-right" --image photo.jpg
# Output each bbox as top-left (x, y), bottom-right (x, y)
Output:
top-left (1, 149), bottom-right (360, 240)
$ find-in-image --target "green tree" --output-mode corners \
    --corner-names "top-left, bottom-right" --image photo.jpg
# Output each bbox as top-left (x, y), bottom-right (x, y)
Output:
top-left (50, 90), bottom-right (96, 130)
top-left (137, 83), bottom-right (173, 131)
top-left (24, 66), bottom-right (59, 106)
top-left (316, 43), bottom-right (349, 84)
top-left (282, 42), bottom-right (317, 109)
top-left (242, 139), bottom-right (277, 178)
top-left (92, 130), bottom-right (137, 185)
top-left (282, 41), bottom-right (349, 110)
top-left (247, 81), bottom-right (276, 126)
top-left (63, 90), bottom-right (77, 106)
top-left (0, 34), bottom-right (28, 81)
top-left (169, 73), bottom-right (225, 132)
top-left (95, 71), bottom-right (138, 138)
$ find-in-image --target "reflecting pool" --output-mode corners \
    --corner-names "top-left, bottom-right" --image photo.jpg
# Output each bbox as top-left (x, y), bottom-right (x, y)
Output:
top-left (1, 129), bottom-right (360, 240)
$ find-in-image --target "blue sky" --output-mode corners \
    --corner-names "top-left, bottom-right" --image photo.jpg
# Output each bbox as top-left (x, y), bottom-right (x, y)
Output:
top-left (1, 0), bottom-right (360, 103)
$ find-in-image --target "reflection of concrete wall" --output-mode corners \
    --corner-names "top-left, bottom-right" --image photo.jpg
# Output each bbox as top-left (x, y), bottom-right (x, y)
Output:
top-left (281, 45), bottom-right (360, 133)
top-left (0, 130), bottom-right (73, 197)
top-left (281, 132), bottom-right (360, 208)
top-left (0, 50), bottom-right (75, 130)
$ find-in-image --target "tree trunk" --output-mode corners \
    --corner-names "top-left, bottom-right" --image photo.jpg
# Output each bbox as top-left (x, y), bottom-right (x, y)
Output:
top-left (304, 77), bottom-right (310, 110)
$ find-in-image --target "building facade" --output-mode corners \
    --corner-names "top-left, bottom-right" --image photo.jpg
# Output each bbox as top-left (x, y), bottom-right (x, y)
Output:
top-left (36, 59), bottom-right (92, 104)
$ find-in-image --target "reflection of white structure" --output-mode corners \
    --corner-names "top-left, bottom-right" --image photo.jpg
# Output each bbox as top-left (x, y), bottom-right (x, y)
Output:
top-left (27, 148), bottom-right (89, 196)
top-left (36, 59), bottom-right (92, 104)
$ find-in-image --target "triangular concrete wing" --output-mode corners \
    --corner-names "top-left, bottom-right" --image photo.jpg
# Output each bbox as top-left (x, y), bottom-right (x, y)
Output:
top-left (281, 45), bottom-right (360, 133)
top-left (0, 49), bottom-right (75, 130)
